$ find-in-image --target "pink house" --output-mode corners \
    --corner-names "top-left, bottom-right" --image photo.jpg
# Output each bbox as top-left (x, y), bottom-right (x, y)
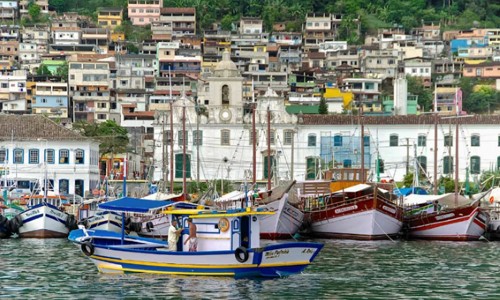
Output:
top-left (463, 62), bottom-right (500, 79)
top-left (128, 0), bottom-right (162, 26)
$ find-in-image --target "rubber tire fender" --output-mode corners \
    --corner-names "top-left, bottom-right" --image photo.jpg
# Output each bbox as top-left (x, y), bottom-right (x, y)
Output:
top-left (235, 246), bottom-right (249, 263)
top-left (81, 241), bottom-right (95, 257)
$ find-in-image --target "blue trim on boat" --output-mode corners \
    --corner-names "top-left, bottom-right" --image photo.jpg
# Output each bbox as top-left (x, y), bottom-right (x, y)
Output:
top-left (23, 214), bottom-right (43, 223)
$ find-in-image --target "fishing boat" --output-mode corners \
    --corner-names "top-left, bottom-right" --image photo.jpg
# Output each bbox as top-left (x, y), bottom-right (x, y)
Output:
top-left (403, 193), bottom-right (488, 241)
top-left (301, 183), bottom-right (403, 240)
top-left (214, 181), bottom-right (304, 239)
top-left (134, 192), bottom-right (186, 238)
top-left (12, 192), bottom-right (78, 238)
top-left (68, 197), bottom-right (323, 278)
top-left (78, 197), bottom-right (123, 233)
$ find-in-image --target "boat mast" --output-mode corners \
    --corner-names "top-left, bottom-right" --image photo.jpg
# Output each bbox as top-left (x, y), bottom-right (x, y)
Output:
top-left (252, 104), bottom-right (256, 186)
top-left (169, 66), bottom-right (174, 194)
top-left (360, 106), bottom-right (365, 183)
top-left (182, 95), bottom-right (187, 198)
top-left (454, 116), bottom-right (459, 205)
top-left (267, 106), bottom-right (271, 190)
top-left (433, 113), bottom-right (438, 195)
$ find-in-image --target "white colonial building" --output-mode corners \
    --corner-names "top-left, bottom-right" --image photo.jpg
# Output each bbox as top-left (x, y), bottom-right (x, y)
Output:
top-left (0, 114), bottom-right (100, 197)
top-left (152, 51), bottom-right (500, 186)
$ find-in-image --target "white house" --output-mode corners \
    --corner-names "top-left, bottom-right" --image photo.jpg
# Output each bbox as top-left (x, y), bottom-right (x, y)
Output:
top-left (0, 114), bottom-right (100, 197)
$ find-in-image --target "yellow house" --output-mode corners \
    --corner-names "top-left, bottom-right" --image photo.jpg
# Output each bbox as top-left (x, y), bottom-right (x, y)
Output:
top-left (323, 86), bottom-right (354, 112)
top-left (98, 7), bottom-right (123, 29)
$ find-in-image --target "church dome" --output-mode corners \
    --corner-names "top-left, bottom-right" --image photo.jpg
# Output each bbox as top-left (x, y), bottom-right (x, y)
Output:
top-left (214, 49), bottom-right (238, 73)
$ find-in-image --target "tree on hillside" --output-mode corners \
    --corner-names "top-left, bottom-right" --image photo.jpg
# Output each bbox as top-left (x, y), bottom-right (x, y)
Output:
top-left (406, 76), bottom-right (433, 112)
top-left (36, 65), bottom-right (51, 76)
top-left (73, 120), bottom-right (129, 157)
top-left (319, 97), bottom-right (328, 114)
top-left (55, 62), bottom-right (69, 79)
top-left (28, 3), bottom-right (41, 21)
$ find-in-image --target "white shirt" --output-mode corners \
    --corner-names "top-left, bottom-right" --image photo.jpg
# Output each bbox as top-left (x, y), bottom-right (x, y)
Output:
top-left (168, 224), bottom-right (178, 245)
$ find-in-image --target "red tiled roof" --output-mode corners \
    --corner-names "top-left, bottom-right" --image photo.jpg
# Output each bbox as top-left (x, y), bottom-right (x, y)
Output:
top-left (300, 114), bottom-right (500, 125)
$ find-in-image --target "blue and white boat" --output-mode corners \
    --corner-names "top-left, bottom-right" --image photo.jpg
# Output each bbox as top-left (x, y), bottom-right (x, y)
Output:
top-left (68, 197), bottom-right (324, 278)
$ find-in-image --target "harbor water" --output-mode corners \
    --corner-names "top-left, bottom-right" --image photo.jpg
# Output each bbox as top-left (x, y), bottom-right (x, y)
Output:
top-left (1, 238), bottom-right (500, 299)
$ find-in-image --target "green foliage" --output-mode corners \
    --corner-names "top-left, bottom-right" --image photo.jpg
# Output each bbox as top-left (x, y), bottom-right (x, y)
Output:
top-left (220, 14), bottom-right (236, 31)
top-left (438, 176), bottom-right (456, 193)
top-left (49, 0), bottom-right (500, 42)
top-left (55, 62), bottom-right (69, 79)
top-left (318, 97), bottom-right (328, 114)
top-left (407, 76), bottom-right (433, 112)
top-left (36, 65), bottom-right (51, 76)
top-left (73, 120), bottom-right (129, 157)
top-left (479, 170), bottom-right (500, 190)
top-left (28, 4), bottom-right (41, 21)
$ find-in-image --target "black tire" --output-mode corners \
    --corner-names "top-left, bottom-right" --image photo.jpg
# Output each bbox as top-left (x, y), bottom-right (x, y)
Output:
top-left (9, 216), bottom-right (21, 234)
top-left (81, 241), bottom-right (94, 256)
top-left (235, 246), bottom-right (249, 263)
top-left (146, 221), bottom-right (154, 232)
top-left (14, 214), bottom-right (23, 226)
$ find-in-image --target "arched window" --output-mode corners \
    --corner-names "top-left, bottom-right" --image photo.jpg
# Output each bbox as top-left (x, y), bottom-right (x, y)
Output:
top-left (471, 134), bottom-right (480, 147)
top-left (75, 149), bottom-right (84, 164)
top-left (444, 134), bottom-right (453, 147)
top-left (389, 134), bottom-right (398, 147)
top-left (417, 156), bottom-right (427, 173)
top-left (308, 134), bottom-right (317, 147)
top-left (470, 156), bottom-right (480, 174)
top-left (443, 156), bottom-right (453, 174)
top-left (222, 85), bottom-right (229, 105)
top-left (334, 135), bottom-right (342, 146)
top-left (13, 148), bottom-right (23, 164)
top-left (59, 149), bottom-right (69, 164)
top-left (418, 135), bottom-right (426, 147)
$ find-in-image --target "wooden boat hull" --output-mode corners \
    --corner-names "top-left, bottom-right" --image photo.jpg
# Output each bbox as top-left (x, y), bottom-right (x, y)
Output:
top-left (260, 194), bottom-right (304, 240)
top-left (18, 203), bottom-right (70, 238)
top-left (405, 205), bottom-right (487, 241)
top-left (305, 197), bottom-right (403, 240)
top-left (86, 211), bottom-right (123, 233)
top-left (69, 229), bottom-right (323, 278)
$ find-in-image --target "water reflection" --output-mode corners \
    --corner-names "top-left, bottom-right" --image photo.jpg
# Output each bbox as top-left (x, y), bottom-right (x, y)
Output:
top-left (2, 239), bottom-right (500, 298)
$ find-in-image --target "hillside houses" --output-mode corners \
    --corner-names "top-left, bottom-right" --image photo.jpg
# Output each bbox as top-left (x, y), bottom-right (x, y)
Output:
top-left (0, 5), bottom-right (497, 186)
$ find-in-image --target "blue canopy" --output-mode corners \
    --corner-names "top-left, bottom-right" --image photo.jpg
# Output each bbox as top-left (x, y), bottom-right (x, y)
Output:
top-left (98, 197), bottom-right (198, 214)
top-left (393, 187), bottom-right (428, 197)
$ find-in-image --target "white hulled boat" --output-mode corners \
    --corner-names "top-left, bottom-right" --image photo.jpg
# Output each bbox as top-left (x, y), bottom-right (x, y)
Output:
top-left (214, 181), bottom-right (304, 239)
top-left (404, 193), bottom-right (488, 241)
top-left (13, 193), bottom-right (77, 238)
top-left (301, 183), bottom-right (403, 240)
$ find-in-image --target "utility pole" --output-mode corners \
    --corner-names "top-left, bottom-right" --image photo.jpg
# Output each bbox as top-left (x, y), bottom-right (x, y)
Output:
top-left (401, 138), bottom-right (412, 176)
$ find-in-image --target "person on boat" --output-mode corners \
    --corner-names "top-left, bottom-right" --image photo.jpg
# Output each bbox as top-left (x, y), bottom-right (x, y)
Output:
top-left (184, 218), bottom-right (197, 252)
top-left (168, 219), bottom-right (182, 251)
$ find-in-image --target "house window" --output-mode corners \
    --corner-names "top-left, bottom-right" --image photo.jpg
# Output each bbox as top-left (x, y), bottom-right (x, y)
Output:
top-left (178, 130), bottom-right (188, 146)
top-left (75, 149), bottom-right (84, 164)
top-left (269, 129), bottom-right (275, 145)
top-left (0, 148), bottom-right (7, 162)
top-left (249, 130), bottom-right (259, 145)
top-left (418, 135), bottom-right (427, 147)
top-left (444, 134), bottom-right (453, 147)
top-left (306, 157), bottom-right (318, 180)
top-left (498, 135), bottom-right (500, 146)
top-left (497, 156), bottom-right (500, 171)
top-left (417, 156), bottom-right (427, 173)
top-left (443, 156), bottom-right (453, 174)
top-left (221, 85), bottom-right (229, 105)
top-left (284, 130), bottom-right (293, 145)
top-left (29, 149), bottom-right (39, 164)
top-left (59, 149), bottom-right (69, 164)
top-left (364, 136), bottom-right (370, 147)
top-left (308, 134), bottom-right (316, 147)
top-left (13, 148), bottom-right (23, 164)
top-left (390, 134), bottom-right (398, 147)
top-left (471, 134), bottom-right (480, 147)
top-left (221, 129), bottom-right (230, 145)
top-left (334, 135), bottom-right (342, 147)
top-left (193, 130), bottom-right (203, 146)
top-left (45, 149), bottom-right (55, 164)
top-left (470, 156), bottom-right (480, 174)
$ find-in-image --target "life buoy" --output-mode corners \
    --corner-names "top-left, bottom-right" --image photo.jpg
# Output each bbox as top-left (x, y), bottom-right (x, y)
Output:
top-left (81, 241), bottom-right (94, 257)
top-left (235, 246), bottom-right (249, 263)
top-left (219, 218), bottom-right (230, 232)
top-left (490, 196), bottom-right (495, 204)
